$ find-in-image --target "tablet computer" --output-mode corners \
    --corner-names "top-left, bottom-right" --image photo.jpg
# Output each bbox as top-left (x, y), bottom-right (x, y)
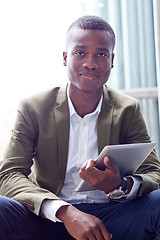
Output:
top-left (75, 142), bottom-right (157, 192)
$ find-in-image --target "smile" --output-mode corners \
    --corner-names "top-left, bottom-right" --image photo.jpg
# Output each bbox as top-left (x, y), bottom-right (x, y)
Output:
top-left (80, 73), bottom-right (99, 80)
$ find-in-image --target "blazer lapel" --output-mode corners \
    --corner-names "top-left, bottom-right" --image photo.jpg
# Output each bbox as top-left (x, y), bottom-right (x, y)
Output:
top-left (53, 85), bottom-right (70, 191)
top-left (97, 85), bottom-right (113, 154)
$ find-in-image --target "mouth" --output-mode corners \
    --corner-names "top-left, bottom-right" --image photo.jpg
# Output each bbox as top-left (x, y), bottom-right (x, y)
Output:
top-left (79, 72), bottom-right (99, 80)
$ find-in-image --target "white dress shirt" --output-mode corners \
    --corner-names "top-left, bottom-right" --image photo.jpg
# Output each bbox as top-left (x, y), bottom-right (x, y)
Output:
top-left (42, 89), bottom-right (141, 222)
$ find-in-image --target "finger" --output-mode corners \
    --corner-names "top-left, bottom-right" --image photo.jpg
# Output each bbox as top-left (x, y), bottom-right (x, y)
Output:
top-left (79, 167), bottom-right (95, 180)
top-left (85, 159), bottom-right (96, 170)
top-left (99, 223), bottom-right (113, 240)
top-left (81, 159), bottom-right (96, 170)
top-left (103, 156), bottom-right (119, 171)
top-left (87, 235), bottom-right (97, 240)
top-left (85, 228), bottom-right (103, 240)
top-left (80, 160), bottom-right (89, 170)
top-left (93, 230), bottom-right (106, 240)
top-left (88, 230), bottom-right (112, 240)
top-left (94, 229), bottom-right (112, 240)
top-left (87, 219), bottom-right (112, 240)
top-left (79, 160), bottom-right (97, 179)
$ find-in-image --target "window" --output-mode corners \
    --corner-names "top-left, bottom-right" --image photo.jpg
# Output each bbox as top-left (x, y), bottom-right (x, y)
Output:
top-left (80, 0), bottom-right (160, 156)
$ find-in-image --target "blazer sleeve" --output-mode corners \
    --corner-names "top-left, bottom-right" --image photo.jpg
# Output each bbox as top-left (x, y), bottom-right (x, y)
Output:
top-left (102, 86), bottom-right (160, 197)
top-left (120, 100), bottom-right (160, 196)
top-left (0, 98), bottom-right (61, 216)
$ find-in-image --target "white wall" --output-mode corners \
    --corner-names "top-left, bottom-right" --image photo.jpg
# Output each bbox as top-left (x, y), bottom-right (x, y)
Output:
top-left (0, 0), bottom-right (83, 113)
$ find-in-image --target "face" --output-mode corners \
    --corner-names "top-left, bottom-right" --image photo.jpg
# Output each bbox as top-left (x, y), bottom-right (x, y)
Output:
top-left (63, 28), bottom-right (114, 93)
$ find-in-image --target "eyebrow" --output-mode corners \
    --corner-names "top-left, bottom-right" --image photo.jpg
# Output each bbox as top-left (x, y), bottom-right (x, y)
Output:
top-left (96, 47), bottom-right (110, 52)
top-left (74, 45), bottom-right (110, 52)
top-left (74, 45), bottom-right (86, 49)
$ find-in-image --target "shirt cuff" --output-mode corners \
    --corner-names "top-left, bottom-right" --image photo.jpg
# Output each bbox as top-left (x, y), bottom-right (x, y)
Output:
top-left (41, 199), bottom-right (71, 222)
top-left (126, 176), bottom-right (142, 199)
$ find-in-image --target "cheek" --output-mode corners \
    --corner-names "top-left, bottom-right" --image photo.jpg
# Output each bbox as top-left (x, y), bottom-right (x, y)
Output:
top-left (67, 58), bottom-right (79, 72)
top-left (100, 65), bottom-right (112, 82)
top-left (100, 61), bottom-right (111, 74)
top-left (66, 63), bottom-right (77, 80)
top-left (99, 57), bottom-right (112, 68)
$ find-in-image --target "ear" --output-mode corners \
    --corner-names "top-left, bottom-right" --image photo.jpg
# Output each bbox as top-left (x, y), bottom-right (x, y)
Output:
top-left (111, 53), bottom-right (115, 68)
top-left (63, 51), bottom-right (67, 66)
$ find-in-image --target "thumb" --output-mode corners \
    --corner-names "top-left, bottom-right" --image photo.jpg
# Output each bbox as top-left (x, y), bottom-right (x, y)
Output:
top-left (104, 156), bottom-right (119, 172)
top-left (103, 156), bottom-right (110, 168)
top-left (104, 156), bottom-right (116, 168)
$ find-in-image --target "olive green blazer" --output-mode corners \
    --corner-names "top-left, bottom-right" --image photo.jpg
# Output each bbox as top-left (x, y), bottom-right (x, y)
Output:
top-left (0, 84), bottom-right (160, 216)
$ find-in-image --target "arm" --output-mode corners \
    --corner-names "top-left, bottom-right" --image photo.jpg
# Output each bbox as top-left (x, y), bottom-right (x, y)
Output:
top-left (121, 101), bottom-right (160, 195)
top-left (80, 99), bottom-right (160, 197)
top-left (56, 205), bottom-right (113, 240)
top-left (0, 99), bottom-right (61, 215)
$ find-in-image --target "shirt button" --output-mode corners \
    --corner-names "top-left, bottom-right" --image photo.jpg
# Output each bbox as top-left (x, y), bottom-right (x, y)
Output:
top-left (80, 149), bottom-right (85, 154)
top-left (82, 122), bottom-right (87, 126)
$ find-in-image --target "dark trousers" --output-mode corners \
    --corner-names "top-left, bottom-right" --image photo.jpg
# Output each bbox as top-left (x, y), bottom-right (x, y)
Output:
top-left (0, 190), bottom-right (160, 240)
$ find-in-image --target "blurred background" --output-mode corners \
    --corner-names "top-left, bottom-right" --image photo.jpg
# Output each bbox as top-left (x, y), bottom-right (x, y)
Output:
top-left (0, 0), bottom-right (160, 158)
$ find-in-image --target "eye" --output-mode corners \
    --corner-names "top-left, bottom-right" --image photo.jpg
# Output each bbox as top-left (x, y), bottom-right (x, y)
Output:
top-left (98, 53), bottom-right (108, 58)
top-left (75, 51), bottom-right (85, 56)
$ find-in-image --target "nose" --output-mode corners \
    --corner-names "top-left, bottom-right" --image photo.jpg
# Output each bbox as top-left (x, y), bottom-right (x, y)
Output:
top-left (83, 55), bottom-right (98, 70)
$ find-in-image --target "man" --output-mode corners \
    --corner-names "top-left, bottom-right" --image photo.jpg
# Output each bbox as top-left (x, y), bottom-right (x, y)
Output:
top-left (0, 15), bottom-right (160, 240)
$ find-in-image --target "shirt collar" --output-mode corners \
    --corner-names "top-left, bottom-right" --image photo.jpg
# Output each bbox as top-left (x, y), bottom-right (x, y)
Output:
top-left (67, 84), bottom-right (103, 118)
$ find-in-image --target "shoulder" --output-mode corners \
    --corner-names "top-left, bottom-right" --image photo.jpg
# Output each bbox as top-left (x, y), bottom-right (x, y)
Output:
top-left (104, 85), bottom-right (139, 109)
top-left (18, 85), bottom-right (67, 113)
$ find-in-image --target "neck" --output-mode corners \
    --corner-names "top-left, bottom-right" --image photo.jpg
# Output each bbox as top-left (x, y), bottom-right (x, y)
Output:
top-left (69, 84), bottom-right (103, 118)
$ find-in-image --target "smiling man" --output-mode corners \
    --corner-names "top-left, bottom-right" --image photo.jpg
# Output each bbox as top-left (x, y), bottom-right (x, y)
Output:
top-left (0, 15), bottom-right (160, 240)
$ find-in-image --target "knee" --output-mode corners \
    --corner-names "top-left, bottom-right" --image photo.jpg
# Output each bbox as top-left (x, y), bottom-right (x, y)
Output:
top-left (0, 195), bottom-right (21, 219)
top-left (0, 195), bottom-right (12, 210)
top-left (0, 196), bottom-right (23, 227)
top-left (145, 189), bottom-right (160, 207)
top-left (149, 189), bottom-right (160, 199)
top-left (0, 196), bottom-right (16, 222)
top-left (0, 196), bottom-right (12, 230)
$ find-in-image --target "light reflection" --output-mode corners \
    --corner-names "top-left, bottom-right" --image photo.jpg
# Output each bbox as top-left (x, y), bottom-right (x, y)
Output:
top-left (98, 2), bottom-right (104, 8)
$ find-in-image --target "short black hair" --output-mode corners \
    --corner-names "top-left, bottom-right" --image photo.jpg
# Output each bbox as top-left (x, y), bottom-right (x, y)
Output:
top-left (67, 15), bottom-right (115, 49)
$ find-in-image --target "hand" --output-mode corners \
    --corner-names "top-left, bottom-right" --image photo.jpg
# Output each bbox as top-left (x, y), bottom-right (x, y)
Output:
top-left (79, 156), bottom-right (122, 193)
top-left (56, 205), bottom-right (112, 240)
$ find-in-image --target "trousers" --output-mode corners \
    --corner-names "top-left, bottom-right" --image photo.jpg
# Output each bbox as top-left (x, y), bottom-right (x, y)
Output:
top-left (0, 190), bottom-right (160, 240)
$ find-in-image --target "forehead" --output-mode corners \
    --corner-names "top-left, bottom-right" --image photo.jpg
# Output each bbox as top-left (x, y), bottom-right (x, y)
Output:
top-left (66, 28), bottom-right (114, 51)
